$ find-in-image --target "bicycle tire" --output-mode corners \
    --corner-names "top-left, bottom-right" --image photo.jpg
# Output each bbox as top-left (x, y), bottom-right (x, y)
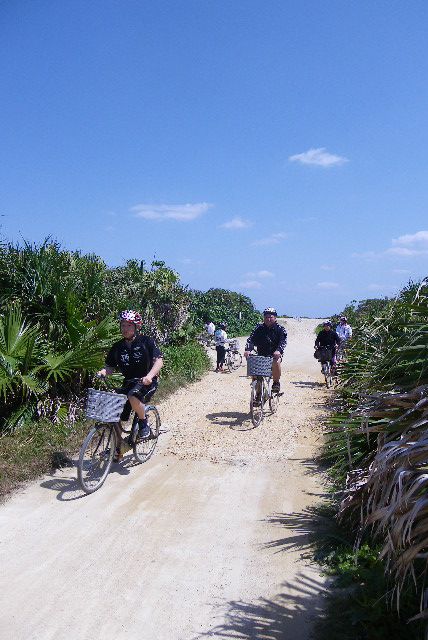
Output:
top-left (230, 352), bottom-right (243, 370)
top-left (250, 379), bottom-right (264, 427)
top-left (78, 424), bottom-right (116, 494)
top-left (269, 382), bottom-right (280, 414)
top-left (133, 405), bottom-right (161, 463)
top-left (322, 362), bottom-right (333, 388)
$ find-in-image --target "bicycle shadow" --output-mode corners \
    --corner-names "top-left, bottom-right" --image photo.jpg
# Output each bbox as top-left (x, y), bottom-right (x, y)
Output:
top-left (291, 380), bottom-right (325, 389)
top-left (206, 411), bottom-right (256, 431)
top-left (39, 454), bottom-right (135, 501)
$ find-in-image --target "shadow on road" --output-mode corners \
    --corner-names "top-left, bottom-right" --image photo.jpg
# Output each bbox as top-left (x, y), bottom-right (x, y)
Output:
top-left (263, 507), bottom-right (333, 555)
top-left (291, 380), bottom-right (325, 389)
top-left (206, 411), bottom-right (256, 431)
top-left (196, 572), bottom-right (326, 639)
top-left (39, 454), bottom-right (137, 500)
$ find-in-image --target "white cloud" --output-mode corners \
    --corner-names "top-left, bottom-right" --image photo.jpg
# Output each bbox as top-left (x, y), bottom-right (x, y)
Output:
top-left (131, 202), bottom-right (212, 222)
top-left (317, 281), bottom-right (339, 289)
top-left (386, 230), bottom-right (428, 256)
top-left (220, 216), bottom-right (252, 229)
top-left (251, 232), bottom-right (288, 246)
top-left (239, 280), bottom-right (262, 289)
top-left (392, 230), bottom-right (428, 247)
top-left (289, 147), bottom-right (348, 168)
top-left (392, 268), bottom-right (411, 274)
top-left (320, 264), bottom-right (335, 271)
top-left (246, 270), bottom-right (274, 278)
top-left (385, 247), bottom-right (422, 257)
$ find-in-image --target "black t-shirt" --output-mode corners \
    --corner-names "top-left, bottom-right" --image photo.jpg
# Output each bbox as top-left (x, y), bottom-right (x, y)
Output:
top-left (315, 329), bottom-right (340, 348)
top-left (105, 335), bottom-right (162, 380)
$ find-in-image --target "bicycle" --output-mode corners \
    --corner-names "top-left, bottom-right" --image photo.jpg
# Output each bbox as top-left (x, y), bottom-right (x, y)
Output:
top-left (77, 385), bottom-right (161, 494)
top-left (224, 339), bottom-right (243, 372)
top-left (314, 347), bottom-right (336, 388)
top-left (247, 354), bottom-right (282, 427)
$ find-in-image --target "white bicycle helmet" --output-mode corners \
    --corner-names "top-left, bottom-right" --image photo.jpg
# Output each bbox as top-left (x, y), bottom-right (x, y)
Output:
top-left (118, 309), bottom-right (143, 327)
top-left (263, 307), bottom-right (277, 316)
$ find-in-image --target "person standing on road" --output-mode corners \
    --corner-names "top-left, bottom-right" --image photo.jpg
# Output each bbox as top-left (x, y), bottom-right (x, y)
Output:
top-left (214, 322), bottom-right (228, 372)
top-left (206, 320), bottom-right (215, 336)
top-left (244, 308), bottom-right (287, 393)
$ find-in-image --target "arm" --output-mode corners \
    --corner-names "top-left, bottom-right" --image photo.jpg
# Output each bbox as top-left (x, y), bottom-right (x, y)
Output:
top-left (142, 357), bottom-right (163, 386)
top-left (245, 325), bottom-right (259, 356)
top-left (276, 325), bottom-right (287, 355)
top-left (97, 366), bottom-right (115, 377)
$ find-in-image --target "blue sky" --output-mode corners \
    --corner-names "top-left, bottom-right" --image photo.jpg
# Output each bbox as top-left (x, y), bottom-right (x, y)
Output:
top-left (1, 1), bottom-right (428, 316)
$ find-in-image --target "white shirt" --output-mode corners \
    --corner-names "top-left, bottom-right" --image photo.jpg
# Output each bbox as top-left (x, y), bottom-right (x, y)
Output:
top-left (214, 329), bottom-right (227, 346)
top-left (336, 323), bottom-right (352, 341)
top-left (207, 322), bottom-right (215, 335)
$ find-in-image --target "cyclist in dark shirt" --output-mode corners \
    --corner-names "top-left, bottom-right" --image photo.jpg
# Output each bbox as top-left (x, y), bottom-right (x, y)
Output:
top-left (314, 321), bottom-right (340, 370)
top-left (244, 307), bottom-right (287, 393)
top-left (98, 310), bottom-right (163, 460)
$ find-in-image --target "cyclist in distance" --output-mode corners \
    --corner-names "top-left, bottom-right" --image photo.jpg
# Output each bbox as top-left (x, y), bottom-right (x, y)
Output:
top-left (314, 321), bottom-right (341, 371)
top-left (244, 308), bottom-right (287, 393)
top-left (97, 310), bottom-right (163, 460)
top-left (214, 321), bottom-right (228, 372)
top-left (336, 316), bottom-right (352, 343)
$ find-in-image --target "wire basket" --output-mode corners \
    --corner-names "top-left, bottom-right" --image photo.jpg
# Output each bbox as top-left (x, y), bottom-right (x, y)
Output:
top-left (246, 355), bottom-right (273, 377)
top-left (229, 338), bottom-right (240, 351)
top-left (85, 388), bottom-right (128, 422)
top-left (314, 347), bottom-right (333, 363)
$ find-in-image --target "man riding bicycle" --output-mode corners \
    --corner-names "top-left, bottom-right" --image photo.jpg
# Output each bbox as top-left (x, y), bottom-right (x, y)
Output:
top-left (244, 307), bottom-right (287, 393)
top-left (97, 310), bottom-right (163, 461)
top-left (314, 321), bottom-right (340, 372)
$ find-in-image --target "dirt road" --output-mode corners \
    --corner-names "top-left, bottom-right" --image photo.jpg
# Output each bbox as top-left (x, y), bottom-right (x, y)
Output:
top-left (0, 318), bottom-right (328, 640)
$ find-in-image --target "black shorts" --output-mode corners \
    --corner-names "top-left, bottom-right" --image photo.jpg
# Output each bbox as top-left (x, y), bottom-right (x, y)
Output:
top-left (116, 379), bottom-right (158, 421)
top-left (257, 349), bottom-right (282, 362)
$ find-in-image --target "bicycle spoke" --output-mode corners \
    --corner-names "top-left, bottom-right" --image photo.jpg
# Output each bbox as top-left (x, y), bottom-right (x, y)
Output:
top-left (78, 425), bottom-right (116, 494)
top-left (133, 406), bottom-right (161, 463)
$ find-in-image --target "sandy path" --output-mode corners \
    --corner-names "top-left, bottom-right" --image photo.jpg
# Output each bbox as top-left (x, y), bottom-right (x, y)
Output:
top-left (0, 318), bottom-right (328, 640)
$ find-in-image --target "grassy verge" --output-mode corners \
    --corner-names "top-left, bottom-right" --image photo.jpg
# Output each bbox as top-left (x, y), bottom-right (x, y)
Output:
top-left (0, 340), bottom-right (210, 502)
top-left (310, 481), bottom-right (424, 638)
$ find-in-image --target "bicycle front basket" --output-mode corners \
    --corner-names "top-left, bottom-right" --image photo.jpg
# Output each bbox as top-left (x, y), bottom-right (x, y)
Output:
top-left (85, 388), bottom-right (128, 422)
top-left (229, 338), bottom-right (240, 351)
top-left (247, 355), bottom-right (273, 377)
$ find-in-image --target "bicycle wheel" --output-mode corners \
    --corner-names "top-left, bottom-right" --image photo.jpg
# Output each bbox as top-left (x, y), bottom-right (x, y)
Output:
top-left (250, 378), bottom-right (264, 427)
top-left (269, 380), bottom-right (280, 414)
top-left (133, 405), bottom-right (161, 463)
top-left (230, 351), bottom-right (243, 370)
top-left (78, 424), bottom-right (116, 494)
top-left (322, 363), bottom-right (333, 388)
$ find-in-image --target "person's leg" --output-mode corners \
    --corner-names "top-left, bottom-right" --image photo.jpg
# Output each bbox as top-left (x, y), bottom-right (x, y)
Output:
top-left (216, 346), bottom-right (221, 371)
top-left (272, 359), bottom-right (281, 383)
top-left (218, 345), bottom-right (226, 369)
top-left (271, 353), bottom-right (282, 392)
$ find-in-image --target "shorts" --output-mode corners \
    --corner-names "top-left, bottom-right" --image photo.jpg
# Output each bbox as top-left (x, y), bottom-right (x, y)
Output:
top-left (116, 379), bottom-right (158, 421)
top-left (257, 349), bottom-right (282, 362)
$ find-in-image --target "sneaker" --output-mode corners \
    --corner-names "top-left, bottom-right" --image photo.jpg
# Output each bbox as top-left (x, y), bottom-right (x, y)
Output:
top-left (113, 447), bottom-right (123, 463)
top-left (272, 381), bottom-right (280, 393)
top-left (138, 420), bottom-right (151, 439)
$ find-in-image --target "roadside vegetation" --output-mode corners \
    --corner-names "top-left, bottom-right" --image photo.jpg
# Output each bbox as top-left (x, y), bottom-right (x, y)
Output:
top-left (0, 238), bottom-right (260, 498)
top-left (313, 278), bottom-right (428, 639)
